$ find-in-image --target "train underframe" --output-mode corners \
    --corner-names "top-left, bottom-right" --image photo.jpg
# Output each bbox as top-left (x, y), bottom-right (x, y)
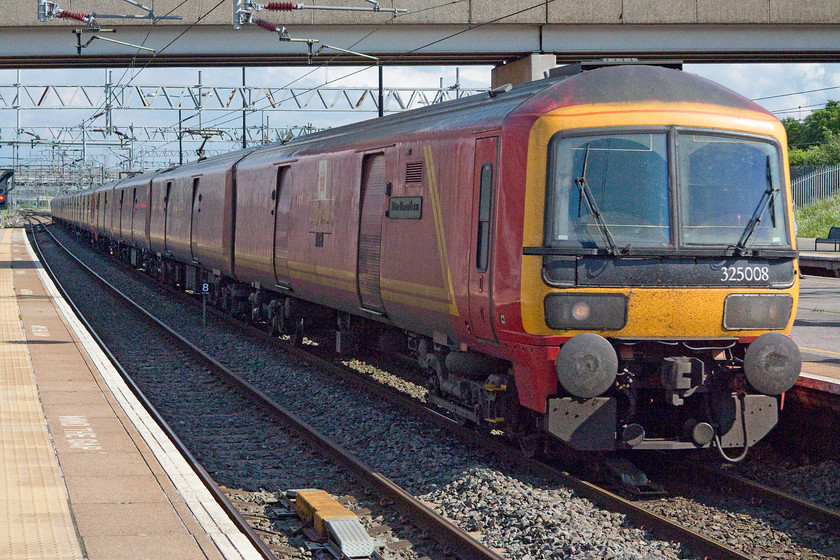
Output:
top-left (418, 337), bottom-right (779, 459)
top-left (87, 231), bottom-right (783, 460)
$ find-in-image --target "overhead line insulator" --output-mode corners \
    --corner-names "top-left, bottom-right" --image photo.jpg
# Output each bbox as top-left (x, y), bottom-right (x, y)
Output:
top-left (264, 2), bottom-right (302, 11)
top-left (254, 18), bottom-right (282, 33)
top-left (56, 10), bottom-right (93, 24)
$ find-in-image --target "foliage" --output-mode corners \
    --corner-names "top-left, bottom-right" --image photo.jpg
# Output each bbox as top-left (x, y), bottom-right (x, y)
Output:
top-left (782, 117), bottom-right (807, 149)
top-left (783, 101), bottom-right (840, 165)
top-left (794, 190), bottom-right (840, 238)
top-left (783, 100), bottom-right (840, 147)
top-left (788, 131), bottom-right (840, 166)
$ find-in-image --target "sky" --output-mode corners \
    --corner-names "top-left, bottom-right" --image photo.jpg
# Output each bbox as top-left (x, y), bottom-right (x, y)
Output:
top-left (3, 61), bottom-right (840, 175)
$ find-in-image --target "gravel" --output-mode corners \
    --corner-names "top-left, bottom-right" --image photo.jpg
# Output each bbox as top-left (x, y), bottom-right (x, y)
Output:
top-left (736, 448), bottom-right (840, 510)
top-left (43, 224), bottom-right (840, 560)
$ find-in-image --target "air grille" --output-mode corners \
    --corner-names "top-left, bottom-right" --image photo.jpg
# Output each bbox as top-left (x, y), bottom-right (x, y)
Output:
top-left (405, 161), bottom-right (424, 183)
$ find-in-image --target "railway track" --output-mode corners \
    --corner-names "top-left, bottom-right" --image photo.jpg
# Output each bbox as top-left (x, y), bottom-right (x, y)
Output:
top-left (29, 217), bottom-right (495, 560)
top-left (655, 456), bottom-right (840, 529)
top-left (688, 463), bottom-right (840, 528)
top-left (33, 216), bottom-right (840, 560)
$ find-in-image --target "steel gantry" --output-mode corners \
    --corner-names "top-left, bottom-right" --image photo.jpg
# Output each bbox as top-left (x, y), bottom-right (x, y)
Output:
top-left (0, 80), bottom-right (484, 114)
top-left (0, 69), bottom-right (484, 201)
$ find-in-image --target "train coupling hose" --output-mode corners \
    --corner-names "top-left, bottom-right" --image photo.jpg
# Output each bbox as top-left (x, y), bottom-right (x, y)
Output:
top-left (714, 394), bottom-right (750, 463)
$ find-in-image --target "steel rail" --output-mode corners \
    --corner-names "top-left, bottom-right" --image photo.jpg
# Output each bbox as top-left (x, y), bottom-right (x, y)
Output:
top-left (199, 307), bottom-right (757, 560)
top-left (174, 276), bottom-right (757, 560)
top-left (159, 266), bottom-right (756, 560)
top-left (41, 215), bottom-right (752, 560)
top-left (676, 459), bottom-right (840, 530)
top-left (25, 215), bottom-right (278, 560)
top-left (36, 218), bottom-right (504, 560)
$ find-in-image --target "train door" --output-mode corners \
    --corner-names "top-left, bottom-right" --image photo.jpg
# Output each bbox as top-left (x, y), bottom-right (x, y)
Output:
top-left (144, 182), bottom-right (152, 248)
top-left (468, 136), bottom-right (498, 342)
top-left (273, 166), bottom-right (293, 288)
top-left (163, 181), bottom-right (172, 253)
top-left (357, 153), bottom-right (387, 313)
top-left (96, 193), bottom-right (108, 234)
top-left (118, 190), bottom-right (125, 239)
top-left (130, 187), bottom-right (137, 245)
top-left (190, 177), bottom-right (201, 263)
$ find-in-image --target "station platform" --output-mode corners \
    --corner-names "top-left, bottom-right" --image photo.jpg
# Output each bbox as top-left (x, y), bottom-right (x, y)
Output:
top-left (0, 227), bottom-right (262, 560)
top-left (797, 236), bottom-right (840, 276)
top-left (791, 266), bottom-right (840, 409)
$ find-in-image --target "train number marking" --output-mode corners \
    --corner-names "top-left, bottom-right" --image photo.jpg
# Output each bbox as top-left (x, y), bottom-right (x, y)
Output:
top-left (721, 266), bottom-right (769, 282)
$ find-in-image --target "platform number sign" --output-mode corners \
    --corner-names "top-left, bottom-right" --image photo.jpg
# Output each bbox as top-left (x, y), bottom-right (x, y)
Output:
top-left (201, 283), bottom-right (210, 328)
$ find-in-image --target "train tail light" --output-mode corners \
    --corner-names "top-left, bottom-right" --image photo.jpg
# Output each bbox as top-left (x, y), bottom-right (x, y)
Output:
top-left (723, 294), bottom-right (793, 330)
top-left (544, 293), bottom-right (628, 331)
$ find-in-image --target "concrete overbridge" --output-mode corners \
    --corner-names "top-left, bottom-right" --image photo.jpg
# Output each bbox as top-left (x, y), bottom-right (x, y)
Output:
top-left (2, 1), bottom-right (840, 71)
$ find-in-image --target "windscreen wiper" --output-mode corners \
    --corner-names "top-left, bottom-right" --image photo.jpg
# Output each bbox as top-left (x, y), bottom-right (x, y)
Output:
top-left (737, 155), bottom-right (780, 255)
top-left (574, 145), bottom-right (623, 256)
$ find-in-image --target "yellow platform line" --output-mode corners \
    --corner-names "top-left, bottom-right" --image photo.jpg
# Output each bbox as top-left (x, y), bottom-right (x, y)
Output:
top-left (0, 229), bottom-right (84, 560)
top-left (800, 346), bottom-right (840, 357)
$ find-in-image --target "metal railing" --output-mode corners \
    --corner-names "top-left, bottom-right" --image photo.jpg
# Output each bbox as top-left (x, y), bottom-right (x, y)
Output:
top-left (791, 164), bottom-right (840, 205)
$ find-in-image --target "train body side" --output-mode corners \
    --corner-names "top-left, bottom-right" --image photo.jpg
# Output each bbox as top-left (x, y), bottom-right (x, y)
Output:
top-left (230, 130), bottom-right (488, 343)
top-left (51, 65), bottom-right (802, 453)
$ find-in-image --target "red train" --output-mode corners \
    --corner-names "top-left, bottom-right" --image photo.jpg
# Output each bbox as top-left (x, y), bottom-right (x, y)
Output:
top-left (52, 63), bottom-right (802, 458)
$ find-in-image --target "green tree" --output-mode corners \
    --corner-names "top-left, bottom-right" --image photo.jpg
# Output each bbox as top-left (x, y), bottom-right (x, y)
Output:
top-left (802, 100), bottom-right (840, 145)
top-left (784, 101), bottom-right (840, 165)
top-left (783, 117), bottom-right (807, 148)
top-left (788, 130), bottom-right (840, 166)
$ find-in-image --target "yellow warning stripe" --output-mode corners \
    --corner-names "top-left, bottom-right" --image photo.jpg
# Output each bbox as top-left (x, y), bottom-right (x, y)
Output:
top-left (288, 260), bottom-right (355, 280)
top-left (381, 289), bottom-right (453, 314)
top-left (287, 261), bottom-right (355, 291)
top-left (380, 276), bottom-right (449, 300)
top-left (424, 145), bottom-right (460, 317)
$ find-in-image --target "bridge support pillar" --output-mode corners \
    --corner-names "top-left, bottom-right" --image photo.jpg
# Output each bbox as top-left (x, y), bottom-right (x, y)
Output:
top-left (491, 54), bottom-right (557, 87)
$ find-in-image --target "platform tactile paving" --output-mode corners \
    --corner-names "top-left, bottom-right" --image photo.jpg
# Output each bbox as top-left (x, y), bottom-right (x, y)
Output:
top-left (0, 229), bottom-right (84, 559)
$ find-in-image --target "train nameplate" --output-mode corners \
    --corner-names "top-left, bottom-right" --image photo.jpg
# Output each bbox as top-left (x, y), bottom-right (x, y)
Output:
top-left (388, 196), bottom-right (422, 219)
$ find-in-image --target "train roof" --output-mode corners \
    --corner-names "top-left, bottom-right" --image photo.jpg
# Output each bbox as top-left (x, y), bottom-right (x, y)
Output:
top-left (58, 64), bottom-right (776, 193)
top-left (246, 64), bottom-right (772, 160)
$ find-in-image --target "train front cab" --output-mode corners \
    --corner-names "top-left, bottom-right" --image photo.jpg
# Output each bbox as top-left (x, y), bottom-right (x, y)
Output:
top-left (517, 95), bottom-right (801, 457)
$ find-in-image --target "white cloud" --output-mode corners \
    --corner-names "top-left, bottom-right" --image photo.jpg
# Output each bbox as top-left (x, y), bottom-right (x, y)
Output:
top-left (687, 63), bottom-right (840, 119)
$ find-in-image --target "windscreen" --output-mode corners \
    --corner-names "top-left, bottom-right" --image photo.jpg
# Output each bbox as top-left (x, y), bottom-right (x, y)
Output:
top-left (546, 133), bottom-right (670, 248)
top-left (678, 134), bottom-right (787, 247)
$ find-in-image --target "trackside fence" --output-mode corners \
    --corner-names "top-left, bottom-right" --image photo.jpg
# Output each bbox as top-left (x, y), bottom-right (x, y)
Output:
top-left (791, 164), bottom-right (840, 205)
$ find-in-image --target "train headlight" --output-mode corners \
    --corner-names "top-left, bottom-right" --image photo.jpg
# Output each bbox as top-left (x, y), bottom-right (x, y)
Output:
top-left (544, 293), bottom-right (628, 331)
top-left (744, 332), bottom-right (801, 395)
top-left (555, 333), bottom-right (618, 398)
top-left (722, 294), bottom-right (793, 330)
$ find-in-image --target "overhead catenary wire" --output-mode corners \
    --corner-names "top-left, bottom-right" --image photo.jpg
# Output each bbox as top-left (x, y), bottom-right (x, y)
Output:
top-left (78, 0), bottom-right (223, 130)
top-left (79, 0), bottom-right (406, 140)
top-left (752, 84), bottom-right (840, 102)
top-left (177, 0), bottom-right (549, 143)
top-left (148, 0), bottom-right (475, 153)
top-left (69, 0), bottom-right (548, 166)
